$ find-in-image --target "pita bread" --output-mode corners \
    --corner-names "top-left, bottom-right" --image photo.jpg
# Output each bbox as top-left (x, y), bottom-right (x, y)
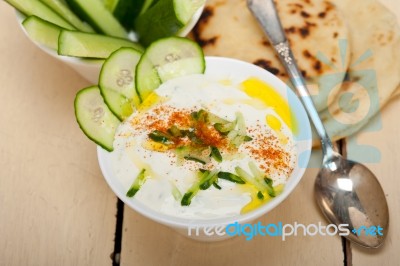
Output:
top-left (192, 0), bottom-right (350, 111)
top-left (318, 0), bottom-right (400, 142)
top-left (192, 0), bottom-right (400, 146)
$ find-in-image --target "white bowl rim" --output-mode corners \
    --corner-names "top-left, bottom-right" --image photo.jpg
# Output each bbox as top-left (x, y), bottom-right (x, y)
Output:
top-left (97, 56), bottom-right (312, 229)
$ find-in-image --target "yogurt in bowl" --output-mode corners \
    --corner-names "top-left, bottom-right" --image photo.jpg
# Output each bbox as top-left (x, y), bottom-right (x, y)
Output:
top-left (98, 57), bottom-right (312, 241)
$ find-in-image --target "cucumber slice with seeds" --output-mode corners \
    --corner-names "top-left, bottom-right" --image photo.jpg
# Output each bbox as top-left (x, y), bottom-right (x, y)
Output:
top-left (58, 30), bottom-right (144, 59)
top-left (99, 47), bottom-right (142, 121)
top-left (135, 36), bottom-right (205, 101)
top-left (74, 86), bottom-right (120, 151)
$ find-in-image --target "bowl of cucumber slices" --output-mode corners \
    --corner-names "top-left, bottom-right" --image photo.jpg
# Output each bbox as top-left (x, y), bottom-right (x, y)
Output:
top-left (9, 0), bottom-right (205, 83)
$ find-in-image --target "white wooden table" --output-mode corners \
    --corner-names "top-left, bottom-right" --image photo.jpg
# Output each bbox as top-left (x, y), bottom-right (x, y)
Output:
top-left (0, 1), bottom-right (398, 265)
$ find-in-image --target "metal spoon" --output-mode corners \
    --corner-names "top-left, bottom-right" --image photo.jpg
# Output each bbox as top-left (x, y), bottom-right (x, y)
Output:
top-left (247, 0), bottom-right (389, 248)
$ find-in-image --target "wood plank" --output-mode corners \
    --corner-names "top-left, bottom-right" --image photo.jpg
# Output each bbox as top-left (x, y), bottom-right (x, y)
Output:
top-left (345, 0), bottom-right (400, 264)
top-left (347, 97), bottom-right (400, 264)
top-left (0, 3), bottom-right (117, 265)
top-left (120, 153), bottom-right (344, 266)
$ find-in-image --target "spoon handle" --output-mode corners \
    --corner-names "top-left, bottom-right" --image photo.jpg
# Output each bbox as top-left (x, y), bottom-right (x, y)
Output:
top-left (247, 0), bottom-right (335, 157)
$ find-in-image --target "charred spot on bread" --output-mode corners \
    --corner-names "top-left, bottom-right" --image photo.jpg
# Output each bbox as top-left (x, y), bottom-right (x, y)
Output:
top-left (285, 26), bottom-right (296, 34)
top-left (300, 11), bottom-right (311, 18)
top-left (303, 50), bottom-right (312, 58)
top-left (261, 39), bottom-right (271, 47)
top-left (253, 59), bottom-right (280, 75)
top-left (300, 27), bottom-right (310, 37)
top-left (313, 61), bottom-right (322, 73)
top-left (192, 6), bottom-right (219, 47)
top-left (198, 6), bottom-right (214, 24)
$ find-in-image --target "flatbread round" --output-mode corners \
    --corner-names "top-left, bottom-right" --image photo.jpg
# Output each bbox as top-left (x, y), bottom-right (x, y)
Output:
top-left (318, 0), bottom-right (400, 143)
top-left (192, 0), bottom-right (350, 111)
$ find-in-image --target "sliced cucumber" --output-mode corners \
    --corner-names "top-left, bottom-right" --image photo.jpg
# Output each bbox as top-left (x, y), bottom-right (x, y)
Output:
top-left (138, 0), bottom-right (159, 15)
top-left (134, 0), bottom-right (205, 46)
top-left (22, 16), bottom-right (62, 50)
top-left (103, 0), bottom-right (119, 11)
top-left (99, 47), bottom-right (142, 121)
top-left (105, 0), bottom-right (146, 31)
top-left (74, 86), bottom-right (120, 151)
top-left (58, 30), bottom-right (144, 59)
top-left (65, 0), bottom-right (127, 38)
top-left (39, 0), bottom-right (94, 32)
top-left (5, 0), bottom-right (75, 29)
top-left (173, 0), bottom-right (205, 25)
top-left (135, 36), bottom-right (205, 101)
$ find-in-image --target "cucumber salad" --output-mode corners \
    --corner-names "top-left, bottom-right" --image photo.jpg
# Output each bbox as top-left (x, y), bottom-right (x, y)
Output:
top-left (78, 34), bottom-right (297, 217)
top-left (6, 0), bottom-right (298, 217)
top-left (73, 34), bottom-right (297, 217)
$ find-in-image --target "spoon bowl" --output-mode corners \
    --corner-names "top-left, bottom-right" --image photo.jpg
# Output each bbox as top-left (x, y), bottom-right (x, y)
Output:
top-left (315, 154), bottom-right (389, 248)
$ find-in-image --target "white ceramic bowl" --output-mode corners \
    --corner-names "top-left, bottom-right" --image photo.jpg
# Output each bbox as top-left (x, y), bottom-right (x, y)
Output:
top-left (97, 57), bottom-right (312, 241)
top-left (16, 6), bottom-right (204, 83)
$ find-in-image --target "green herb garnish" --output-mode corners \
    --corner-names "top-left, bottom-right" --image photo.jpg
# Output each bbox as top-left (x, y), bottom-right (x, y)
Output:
top-left (257, 191), bottom-right (264, 200)
top-left (167, 125), bottom-right (182, 137)
top-left (210, 146), bottom-right (223, 162)
top-left (181, 170), bottom-right (217, 206)
top-left (126, 169), bottom-right (147, 197)
top-left (264, 177), bottom-right (275, 197)
top-left (148, 130), bottom-right (172, 144)
top-left (191, 109), bottom-right (209, 122)
top-left (184, 156), bottom-right (206, 164)
top-left (213, 182), bottom-right (222, 190)
top-left (217, 171), bottom-right (246, 184)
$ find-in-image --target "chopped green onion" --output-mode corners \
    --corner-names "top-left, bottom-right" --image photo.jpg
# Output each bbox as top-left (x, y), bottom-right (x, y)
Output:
top-left (210, 146), bottom-right (223, 162)
top-left (232, 135), bottom-right (248, 147)
top-left (126, 169), bottom-right (147, 197)
top-left (214, 122), bottom-right (236, 134)
top-left (170, 181), bottom-right (182, 201)
top-left (176, 146), bottom-right (210, 165)
top-left (217, 172), bottom-right (245, 184)
top-left (208, 113), bottom-right (229, 124)
top-left (235, 166), bottom-right (266, 191)
top-left (227, 130), bottom-right (239, 140)
top-left (167, 125), bottom-right (182, 137)
top-left (186, 131), bottom-right (204, 145)
top-left (191, 109), bottom-right (209, 122)
top-left (264, 177), bottom-right (276, 197)
top-left (199, 171), bottom-right (218, 190)
top-left (181, 191), bottom-right (194, 206)
top-left (213, 182), bottom-right (222, 190)
top-left (264, 177), bottom-right (273, 186)
top-left (181, 170), bottom-right (217, 206)
top-left (235, 112), bottom-right (246, 136)
top-left (257, 191), bottom-right (264, 200)
top-left (244, 136), bottom-right (253, 142)
top-left (148, 130), bottom-right (172, 144)
top-left (184, 156), bottom-right (206, 164)
top-left (249, 161), bottom-right (264, 178)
